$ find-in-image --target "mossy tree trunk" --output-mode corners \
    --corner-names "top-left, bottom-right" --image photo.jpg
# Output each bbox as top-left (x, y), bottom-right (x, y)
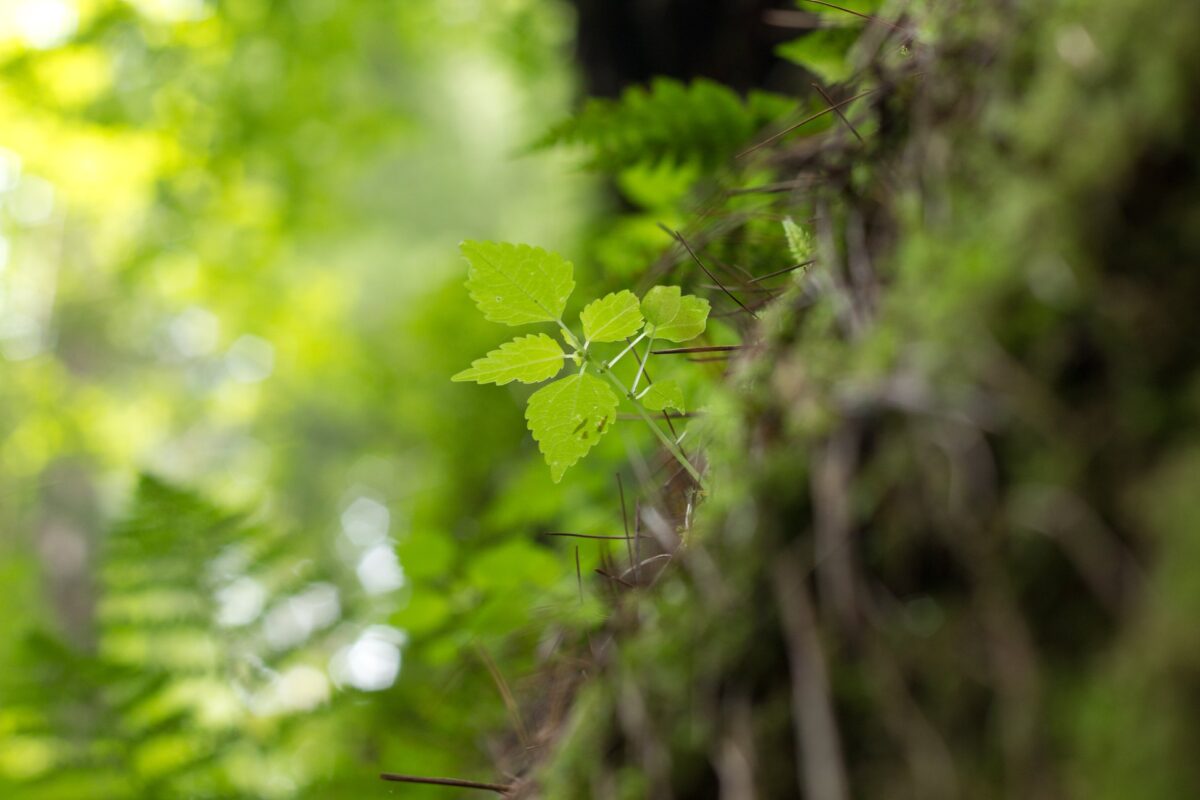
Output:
top-left (527, 0), bottom-right (1200, 796)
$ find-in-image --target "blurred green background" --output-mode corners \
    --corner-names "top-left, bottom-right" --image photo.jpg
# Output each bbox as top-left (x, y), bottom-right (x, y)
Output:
top-left (12, 0), bottom-right (1200, 797)
top-left (0, 0), bottom-right (637, 795)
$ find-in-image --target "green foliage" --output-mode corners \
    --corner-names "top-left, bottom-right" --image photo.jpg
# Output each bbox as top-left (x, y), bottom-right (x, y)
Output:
top-left (451, 333), bottom-right (565, 385)
top-left (526, 373), bottom-right (620, 482)
top-left (462, 241), bottom-right (577, 326)
top-left (0, 477), bottom-right (372, 798)
top-left (640, 284), bottom-right (683, 326)
top-left (0, 0), bottom-right (631, 796)
top-left (534, 0), bottom-right (1200, 795)
top-left (534, 77), bottom-right (794, 170)
top-left (777, 28), bottom-right (863, 85)
top-left (580, 290), bottom-right (643, 343)
top-left (775, 0), bottom-right (886, 85)
top-left (783, 217), bottom-right (814, 264)
top-left (639, 379), bottom-right (685, 413)
top-left (641, 285), bottom-right (711, 342)
top-left (454, 241), bottom-right (710, 482)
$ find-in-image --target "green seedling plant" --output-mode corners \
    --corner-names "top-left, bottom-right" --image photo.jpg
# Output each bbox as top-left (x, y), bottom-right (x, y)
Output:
top-left (452, 240), bottom-right (710, 486)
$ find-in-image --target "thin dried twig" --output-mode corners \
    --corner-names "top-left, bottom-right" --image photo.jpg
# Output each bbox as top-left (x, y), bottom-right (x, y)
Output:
top-left (726, 178), bottom-right (817, 196)
top-left (652, 345), bottom-right (747, 355)
top-left (799, 0), bottom-right (913, 34)
top-left (543, 532), bottom-right (634, 541)
top-left (812, 83), bottom-right (865, 144)
top-left (617, 473), bottom-right (636, 580)
top-left (620, 552), bottom-right (672, 581)
top-left (617, 413), bottom-right (698, 421)
top-left (660, 225), bottom-right (759, 319)
top-left (379, 773), bottom-right (511, 794)
top-left (748, 260), bottom-right (815, 283)
top-left (595, 568), bottom-right (635, 589)
top-left (712, 295), bottom-right (777, 318)
top-left (700, 283), bottom-right (778, 294)
top-left (737, 88), bottom-right (878, 158)
top-left (574, 545), bottom-right (583, 603)
top-left (633, 502), bottom-right (642, 585)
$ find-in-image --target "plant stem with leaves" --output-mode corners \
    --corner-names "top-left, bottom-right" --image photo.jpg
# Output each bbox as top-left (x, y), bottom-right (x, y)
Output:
top-left (453, 240), bottom-right (710, 485)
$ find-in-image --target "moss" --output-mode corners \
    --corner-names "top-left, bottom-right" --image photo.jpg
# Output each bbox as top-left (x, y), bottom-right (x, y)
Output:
top-left (528, 0), bottom-right (1200, 795)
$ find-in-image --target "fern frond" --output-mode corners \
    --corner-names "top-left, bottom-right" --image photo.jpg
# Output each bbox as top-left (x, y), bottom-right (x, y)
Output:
top-left (0, 476), bottom-right (369, 798)
top-left (534, 78), bottom-right (794, 171)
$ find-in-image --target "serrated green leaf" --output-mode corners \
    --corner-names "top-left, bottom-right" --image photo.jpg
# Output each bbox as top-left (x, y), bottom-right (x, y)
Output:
top-left (452, 333), bottom-right (565, 385)
top-left (461, 240), bottom-right (575, 326)
top-left (581, 290), bottom-right (644, 343)
top-left (783, 217), bottom-right (813, 264)
top-left (640, 379), bottom-right (685, 413)
top-left (641, 286), bottom-right (710, 342)
top-left (525, 373), bottom-right (619, 482)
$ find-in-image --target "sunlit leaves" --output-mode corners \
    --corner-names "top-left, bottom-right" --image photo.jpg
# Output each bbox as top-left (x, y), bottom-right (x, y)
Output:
top-left (461, 240), bottom-right (575, 325)
top-left (454, 240), bottom-right (709, 480)
top-left (641, 285), bottom-right (710, 342)
top-left (640, 379), bottom-right (684, 413)
top-left (525, 373), bottom-right (619, 482)
top-left (451, 333), bottom-right (565, 385)
top-left (581, 290), bottom-right (643, 343)
top-left (641, 285), bottom-right (682, 327)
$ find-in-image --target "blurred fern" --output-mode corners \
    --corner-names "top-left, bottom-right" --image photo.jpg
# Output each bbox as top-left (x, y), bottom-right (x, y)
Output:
top-left (775, 0), bottom-right (889, 85)
top-left (0, 476), bottom-right (366, 799)
top-left (533, 77), bottom-right (794, 170)
top-left (777, 27), bottom-right (863, 85)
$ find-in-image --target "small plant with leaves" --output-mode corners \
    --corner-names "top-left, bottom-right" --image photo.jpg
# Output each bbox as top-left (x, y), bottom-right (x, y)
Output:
top-left (452, 240), bottom-right (710, 485)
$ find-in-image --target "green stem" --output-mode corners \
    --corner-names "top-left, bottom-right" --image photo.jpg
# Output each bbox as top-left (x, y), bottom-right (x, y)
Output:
top-left (595, 359), bottom-right (707, 490)
top-left (630, 335), bottom-right (654, 394)
top-left (608, 331), bottom-right (647, 369)
top-left (558, 319), bottom-right (707, 490)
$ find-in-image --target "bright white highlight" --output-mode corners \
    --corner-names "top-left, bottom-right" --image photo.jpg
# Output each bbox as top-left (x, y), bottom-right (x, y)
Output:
top-left (331, 625), bottom-right (404, 691)
top-left (8, 176), bottom-right (56, 226)
top-left (340, 496), bottom-right (390, 547)
top-left (271, 665), bottom-right (330, 712)
top-left (262, 583), bottom-right (341, 650)
top-left (12, 0), bottom-right (78, 50)
top-left (0, 148), bottom-right (21, 192)
top-left (356, 544), bottom-right (405, 595)
top-left (214, 576), bottom-right (266, 628)
top-left (168, 307), bottom-right (220, 359)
